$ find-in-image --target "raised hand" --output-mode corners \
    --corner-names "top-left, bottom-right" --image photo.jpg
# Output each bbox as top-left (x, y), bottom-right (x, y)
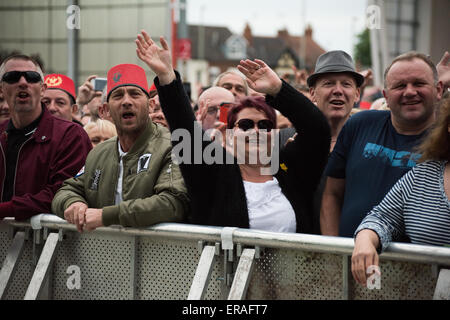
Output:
top-left (292, 65), bottom-right (308, 86)
top-left (359, 69), bottom-right (373, 89)
top-left (135, 30), bottom-right (175, 85)
top-left (237, 59), bottom-right (282, 97)
top-left (77, 75), bottom-right (97, 106)
top-left (437, 51), bottom-right (450, 89)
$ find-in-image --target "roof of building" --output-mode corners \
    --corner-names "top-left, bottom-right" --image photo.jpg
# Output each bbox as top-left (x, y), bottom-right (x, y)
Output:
top-left (187, 23), bottom-right (326, 71)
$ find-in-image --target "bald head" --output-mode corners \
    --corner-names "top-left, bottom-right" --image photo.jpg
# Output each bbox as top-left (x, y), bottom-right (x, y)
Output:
top-left (198, 87), bottom-right (235, 130)
top-left (198, 86), bottom-right (235, 105)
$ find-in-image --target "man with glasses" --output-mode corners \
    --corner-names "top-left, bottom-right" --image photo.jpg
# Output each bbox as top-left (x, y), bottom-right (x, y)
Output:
top-left (0, 54), bottom-right (92, 221)
top-left (196, 86), bottom-right (235, 131)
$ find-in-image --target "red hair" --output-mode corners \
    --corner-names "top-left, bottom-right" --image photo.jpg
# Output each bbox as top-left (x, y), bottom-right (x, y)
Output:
top-left (226, 96), bottom-right (277, 129)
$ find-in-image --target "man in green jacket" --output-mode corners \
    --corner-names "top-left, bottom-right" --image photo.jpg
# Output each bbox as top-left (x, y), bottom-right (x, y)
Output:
top-left (52, 63), bottom-right (189, 232)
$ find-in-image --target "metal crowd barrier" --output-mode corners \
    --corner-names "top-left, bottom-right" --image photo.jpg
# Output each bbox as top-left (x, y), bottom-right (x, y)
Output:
top-left (0, 214), bottom-right (449, 300)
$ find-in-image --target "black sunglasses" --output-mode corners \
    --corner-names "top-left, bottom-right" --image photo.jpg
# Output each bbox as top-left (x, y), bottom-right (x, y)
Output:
top-left (2, 71), bottom-right (42, 84)
top-left (235, 118), bottom-right (274, 131)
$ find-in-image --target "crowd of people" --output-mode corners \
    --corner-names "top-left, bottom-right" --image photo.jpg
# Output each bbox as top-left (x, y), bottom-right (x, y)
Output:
top-left (0, 29), bottom-right (449, 287)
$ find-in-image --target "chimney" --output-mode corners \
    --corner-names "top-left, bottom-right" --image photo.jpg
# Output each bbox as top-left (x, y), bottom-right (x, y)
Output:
top-left (243, 23), bottom-right (253, 46)
top-left (277, 28), bottom-right (290, 41)
top-left (305, 24), bottom-right (313, 39)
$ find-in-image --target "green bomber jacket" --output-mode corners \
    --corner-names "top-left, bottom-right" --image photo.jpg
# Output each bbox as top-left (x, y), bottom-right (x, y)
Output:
top-left (51, 121), bottom-right (190, 227)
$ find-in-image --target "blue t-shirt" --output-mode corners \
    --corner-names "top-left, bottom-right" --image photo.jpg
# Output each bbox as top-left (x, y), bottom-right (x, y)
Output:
top-left (325, 110), bottom-right (427, 237)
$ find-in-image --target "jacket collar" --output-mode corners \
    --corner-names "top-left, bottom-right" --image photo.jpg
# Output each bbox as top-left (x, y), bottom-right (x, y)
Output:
top-left (117, 120), bottom-right (158, 156)
top-left (0, 104), bottom-right (52, 144)
top-left (32, 104), bottom-right (55, 144)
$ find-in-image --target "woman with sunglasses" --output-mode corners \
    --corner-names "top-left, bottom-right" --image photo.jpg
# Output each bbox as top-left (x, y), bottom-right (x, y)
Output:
top-left (136, 31), bottom-right (330, 234)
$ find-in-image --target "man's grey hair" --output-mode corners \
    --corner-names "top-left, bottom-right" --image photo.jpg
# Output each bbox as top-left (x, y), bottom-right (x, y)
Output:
top-left (0, 54), bottom-right (44, 82)
top-left (213, 69), bottom-right (248, 95)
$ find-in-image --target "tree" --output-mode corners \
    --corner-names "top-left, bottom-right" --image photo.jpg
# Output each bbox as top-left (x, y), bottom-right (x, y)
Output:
top-left (354, 28), bottom-right (372, 68)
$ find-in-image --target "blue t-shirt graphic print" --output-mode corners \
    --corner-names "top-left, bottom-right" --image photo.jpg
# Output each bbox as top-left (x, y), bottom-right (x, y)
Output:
top-left (363, 143), bottom-right (421, 168)
top-left (325, 110), bottom-right (427, 237)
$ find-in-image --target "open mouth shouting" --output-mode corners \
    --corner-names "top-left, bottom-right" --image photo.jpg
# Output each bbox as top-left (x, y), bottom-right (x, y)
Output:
top-left (329, 99), bottom-right (345, 107)
top-left (122, 111), bottom-right (136, 121)
top-left (17, 91), bottom-right (31, 102)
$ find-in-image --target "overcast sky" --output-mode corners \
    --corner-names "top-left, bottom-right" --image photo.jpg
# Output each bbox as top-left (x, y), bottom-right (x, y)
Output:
top-left (186, 0), bottom-right (369, 57)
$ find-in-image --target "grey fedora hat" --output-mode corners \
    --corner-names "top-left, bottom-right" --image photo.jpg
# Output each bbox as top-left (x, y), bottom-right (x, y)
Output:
top-left (307, 50), bottom-right (364, 87)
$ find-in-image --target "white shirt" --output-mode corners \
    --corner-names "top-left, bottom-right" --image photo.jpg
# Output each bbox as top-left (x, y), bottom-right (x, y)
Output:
top-left (115, 141), bottom-right (128, 205)
top-left (243, 177), bottom-right (297, 233)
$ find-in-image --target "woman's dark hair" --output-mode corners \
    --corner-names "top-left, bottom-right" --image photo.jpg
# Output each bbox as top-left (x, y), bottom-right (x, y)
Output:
top-left (226, 96), bottom-right (277, 129)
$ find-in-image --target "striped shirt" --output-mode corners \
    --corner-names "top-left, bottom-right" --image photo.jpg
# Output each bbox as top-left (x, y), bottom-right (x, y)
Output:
top-left (355, 160), bottom-right (450, 252)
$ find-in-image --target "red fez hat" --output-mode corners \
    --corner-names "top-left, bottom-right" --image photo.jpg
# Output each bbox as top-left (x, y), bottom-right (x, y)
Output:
top-left (44, 74), bottom-right (76, 102)
top-left (107, 64), bottom-right (149, 101)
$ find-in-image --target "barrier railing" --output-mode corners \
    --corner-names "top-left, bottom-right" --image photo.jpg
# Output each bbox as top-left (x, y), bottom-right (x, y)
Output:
top-left (0, 214), bottom-right (449, 300)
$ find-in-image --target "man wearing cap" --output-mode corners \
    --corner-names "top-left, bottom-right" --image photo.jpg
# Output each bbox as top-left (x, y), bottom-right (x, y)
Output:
top-left (308, 51), bottom-right (364, 153)
top-left (52, 63), bottom-right (189, 232)
top-left (0, 54), bottom-right (92, 220)
top-left (42, 73), bottom-right (82, 125)
top-left (321, 51), bottom-right (444, 237)
top-left (307, 50), bottom-right (363, 234)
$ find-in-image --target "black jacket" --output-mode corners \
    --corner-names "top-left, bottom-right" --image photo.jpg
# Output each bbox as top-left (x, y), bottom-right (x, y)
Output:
top-left (156, 72), bottom-right (330, 234)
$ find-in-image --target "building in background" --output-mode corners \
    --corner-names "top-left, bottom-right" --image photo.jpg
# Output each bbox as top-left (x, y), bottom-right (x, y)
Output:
top-left (185, 23), bottom-right (325, 99)
top-left (1, 0), bottom-right (448, 99)
top-left (369, 0), bottom-right (449, 86)
top-left (0, 0), bottom-right (171, 87)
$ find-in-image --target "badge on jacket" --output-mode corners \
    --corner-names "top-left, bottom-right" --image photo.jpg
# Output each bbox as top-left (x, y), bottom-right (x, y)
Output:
top-left (89, 169), bottom-right (102, 190)
top-left (137, 153), bottom-right (152, 174)
top-left (75, 166), bottom-right (85, 178)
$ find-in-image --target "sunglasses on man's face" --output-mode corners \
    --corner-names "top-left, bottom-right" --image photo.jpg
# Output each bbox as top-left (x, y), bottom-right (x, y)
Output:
top-left (1, 71), bottom-right (42, 84)
top-left (235, 118), bottom-right (274, 132)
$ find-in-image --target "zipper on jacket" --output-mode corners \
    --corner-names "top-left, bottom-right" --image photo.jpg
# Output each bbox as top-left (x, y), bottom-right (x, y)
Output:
top-left (0, 142), bottom-right (6, 201)
top-left (12, 136), bottom-right (33, 198)
top-left (112, 156), bottom-right (121, 204)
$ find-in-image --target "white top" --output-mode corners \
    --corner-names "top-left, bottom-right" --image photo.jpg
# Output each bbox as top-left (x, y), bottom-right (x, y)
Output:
top-left (115, 141), bottom-right (128, 205)
top-left (243, 177), bottom-right (297, 233)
